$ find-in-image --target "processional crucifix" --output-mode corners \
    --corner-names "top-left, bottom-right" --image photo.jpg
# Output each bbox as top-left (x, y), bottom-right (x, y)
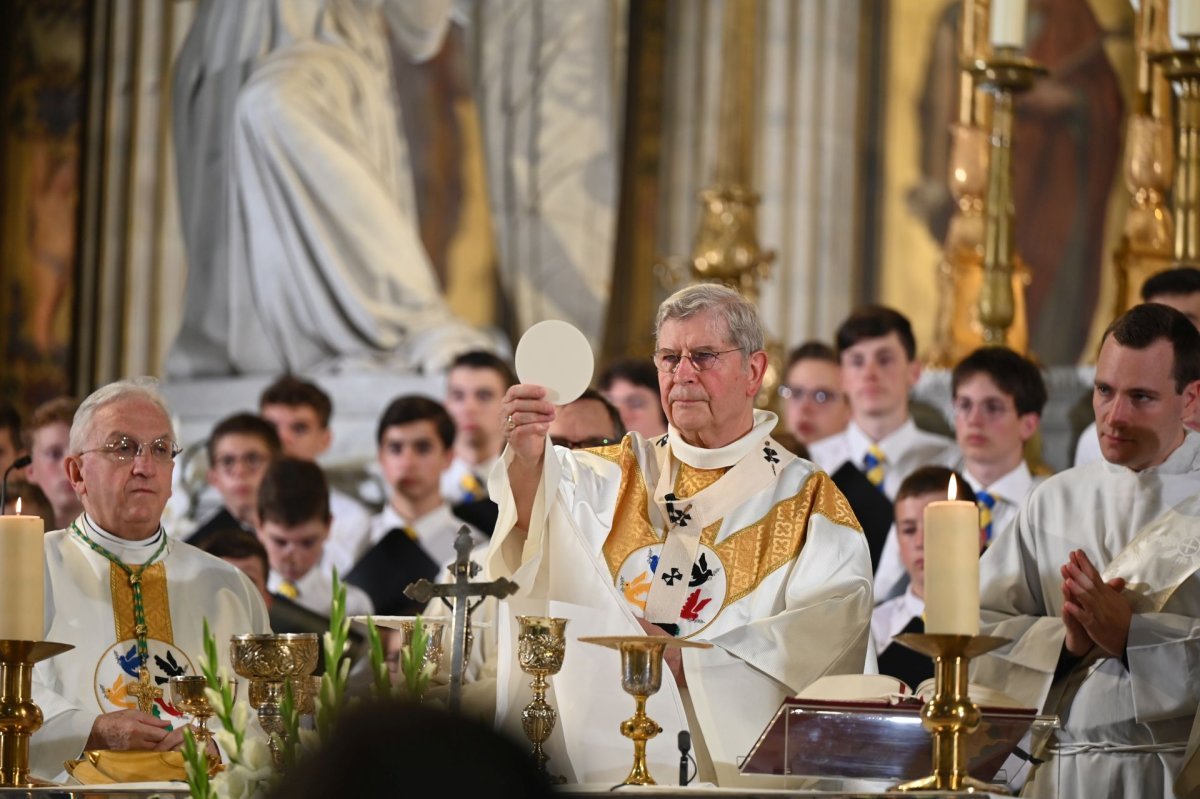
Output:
top-left (404, 527), bottom-right (518, 712)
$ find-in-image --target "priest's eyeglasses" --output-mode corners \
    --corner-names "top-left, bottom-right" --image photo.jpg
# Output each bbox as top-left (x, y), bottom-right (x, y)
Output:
top-left (79, 435), bottom-right (182, 464)
top-left (653, 349), bottom-right (741, 373)
top-left (551, 435), bottom-right (616, 450)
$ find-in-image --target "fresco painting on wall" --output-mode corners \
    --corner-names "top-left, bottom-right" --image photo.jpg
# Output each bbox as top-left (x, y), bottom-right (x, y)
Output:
top-left (880, 0), bottom-right (1134, 365)
top-left (0, 0), bottom-right (86, 411)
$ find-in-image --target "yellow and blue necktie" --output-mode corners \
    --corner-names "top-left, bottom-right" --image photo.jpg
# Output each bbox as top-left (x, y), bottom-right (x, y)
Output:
top-left (278, 580), bottom-right (299, 599)
top-left (862, 444), bottom-right (886, 489)
top-left (977, 490), bottom-right (998, 543)
top-left (460, 472), bottom-right (486, 502)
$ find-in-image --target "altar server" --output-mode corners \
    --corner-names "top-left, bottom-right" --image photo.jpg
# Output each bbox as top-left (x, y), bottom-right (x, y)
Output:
top-left (974, 303), bottom-right (1200, 798)
top-left (492, 284), bottom-right (873, 786)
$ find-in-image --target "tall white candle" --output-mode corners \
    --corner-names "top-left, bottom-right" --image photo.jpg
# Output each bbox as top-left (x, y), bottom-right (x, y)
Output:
top-left (0, 503), bottom-right (45, 641)
top-left (924, 477), bottom-right (980, 636)
top-left (1176, 0), bottom-right (1200, 38)
top-left (990, 0), bottom-right (1028, 50)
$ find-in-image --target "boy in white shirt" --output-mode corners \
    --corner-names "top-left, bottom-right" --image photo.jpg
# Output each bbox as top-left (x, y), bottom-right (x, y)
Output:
top-left (255, 457), bottom-right (373, 618)
top-left (951, 347), bottom-right (1046, 545)
top-left (872, 466), bottom-right (979, 689)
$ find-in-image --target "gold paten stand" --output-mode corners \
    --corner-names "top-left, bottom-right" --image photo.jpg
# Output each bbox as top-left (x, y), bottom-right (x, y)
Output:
top-left (892, 632), bottom-right (1010, 794)
top-left (0, 639), bottom-right (73, 787)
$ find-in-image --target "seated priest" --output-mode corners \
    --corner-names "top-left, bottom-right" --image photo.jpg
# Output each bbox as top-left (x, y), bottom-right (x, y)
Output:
top-left (491, 284), bottom-right (873, 786)
top-left (32, 378), bottom-right (270, 782)
top-left (973, 303), bottom-right (1200, 798)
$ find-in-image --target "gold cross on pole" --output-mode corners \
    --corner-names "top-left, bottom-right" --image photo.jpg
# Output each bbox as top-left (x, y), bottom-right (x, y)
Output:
top-left (127, 665), bottom-right (163, 714)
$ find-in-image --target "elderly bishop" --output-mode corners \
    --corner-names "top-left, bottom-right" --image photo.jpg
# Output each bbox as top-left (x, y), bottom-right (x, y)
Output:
top-left (32, 379), bottom-right (270, 782)
top-left (490, 285), bottom-right (873, 785)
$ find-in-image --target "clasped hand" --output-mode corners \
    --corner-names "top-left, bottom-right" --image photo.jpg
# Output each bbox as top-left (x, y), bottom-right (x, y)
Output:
top-left (1059, 549), bottom-right (1131, 659)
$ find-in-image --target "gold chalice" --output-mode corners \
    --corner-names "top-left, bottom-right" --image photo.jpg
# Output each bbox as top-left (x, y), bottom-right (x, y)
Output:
top-left (516, 616), bottom-right (568, 782)
top-left (579, 635), bottom-right (711, 786)
top-left (169, 675), bottom-right (238, 761)
top-left (229, 634), bottom-right (319, 765)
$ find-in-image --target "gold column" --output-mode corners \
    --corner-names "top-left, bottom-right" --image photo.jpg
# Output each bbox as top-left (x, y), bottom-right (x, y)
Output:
top-left (1112, 0), bottom-right (1175, 317)
top-left (1156, 38), bottom-right (1200, 266)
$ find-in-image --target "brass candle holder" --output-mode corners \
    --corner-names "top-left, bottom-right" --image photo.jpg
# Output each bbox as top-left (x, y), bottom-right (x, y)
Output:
top-left (0, 639), bottom-right (73, 787)
top-left (892, 632), bottom-right (1010, 794)
top-left (515, 616), bottom-right (567, 783)
top-left (579, 635), bottom-right (711, 787)
top-left (968, 49), bottom-right (1046, 345)
top-left (229, 633), bottom-right (318, 766)
top-left (1152, 38), bottom-right (1200, 266)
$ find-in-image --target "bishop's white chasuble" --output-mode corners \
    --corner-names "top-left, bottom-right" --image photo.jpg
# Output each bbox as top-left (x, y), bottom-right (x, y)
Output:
top-left (487, 411), bottom-right (873, 786)
top-left (32, 518), bottom-right (270, 781)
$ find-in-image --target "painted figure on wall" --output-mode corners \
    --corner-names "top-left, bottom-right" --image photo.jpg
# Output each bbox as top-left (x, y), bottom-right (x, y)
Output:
top-left (910, 0), bottom-right (1125, 364)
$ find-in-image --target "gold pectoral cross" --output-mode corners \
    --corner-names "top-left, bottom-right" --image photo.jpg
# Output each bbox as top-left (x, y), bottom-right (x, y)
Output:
top-left (127, 665), bottom-right (162, 714)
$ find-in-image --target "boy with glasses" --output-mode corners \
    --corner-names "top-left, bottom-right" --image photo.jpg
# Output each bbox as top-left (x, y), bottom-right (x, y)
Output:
top-left (779, 341), bottom-right (850, 448)
top-left (187, 413), bottom-right (281, 549)
top-left (951, 347), bottom-right (1046, 545)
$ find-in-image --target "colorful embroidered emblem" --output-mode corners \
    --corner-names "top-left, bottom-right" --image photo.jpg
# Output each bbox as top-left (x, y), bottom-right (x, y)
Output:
top-left (94, 638), bottom-right (193, 724)
top-left (616, 544), bottom-right (727, 637)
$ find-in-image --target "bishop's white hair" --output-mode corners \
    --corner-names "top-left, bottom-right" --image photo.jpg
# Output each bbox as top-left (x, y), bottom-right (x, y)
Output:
top-left (69, 377), bottom-right (175, 454)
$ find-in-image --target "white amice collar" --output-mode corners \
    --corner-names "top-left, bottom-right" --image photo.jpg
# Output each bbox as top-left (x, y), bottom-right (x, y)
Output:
top-left (79, 513), bottom-right (166, 564)
top-left (668, 410), bottom-right (779, 469)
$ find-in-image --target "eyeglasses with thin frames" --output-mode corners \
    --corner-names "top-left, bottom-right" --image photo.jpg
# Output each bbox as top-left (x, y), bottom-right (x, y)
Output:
top-left (778, 385), bottom-right (841, 405)
top-left (652, 349), bottom-right (742, 374)
top-left (213, 451), bottom-right (269, 474)
top-left (78, 435), bottom-right (182, 464)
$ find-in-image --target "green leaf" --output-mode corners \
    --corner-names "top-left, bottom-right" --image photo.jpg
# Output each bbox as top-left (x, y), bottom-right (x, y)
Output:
top-left (317, 571), bottom-right (351, 742)
top-left (181, 727), bottom-right (214, 799)
top-left (279, 679), bottom-right (301, 769)
top-left (400, 615), bottom-right (431, 700)
top-left (366, 617), bottom-right (392, 698)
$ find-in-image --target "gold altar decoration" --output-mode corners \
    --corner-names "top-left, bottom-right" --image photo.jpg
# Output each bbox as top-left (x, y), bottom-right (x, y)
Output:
top-left (170, 675), bottom-right (237, 762)
top-left (0, 639), bottom-right (73, 787)
top-left (1153, 36), bottom-right (1200, 270)
top-left (229, 633), bottom-right (318, 765)
top-left (579, 635), bottom-right (712, 787)
top-left (516, 616), bottom-right (567, 783)
top-left (969, 45), bottom-right (1046, 348)
top-left (1112, 0), bottom-right (1175, 317)
top-left (892, 632), bottom-right (1010, 794)
top-left (930, 0), bottom-right (1032, 366)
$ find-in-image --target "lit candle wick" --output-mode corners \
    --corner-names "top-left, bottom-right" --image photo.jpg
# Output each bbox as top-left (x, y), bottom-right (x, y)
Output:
top-left (947, 475), bottom-right (958, 502)
top-left (14, 497), bottom-right (21, 515)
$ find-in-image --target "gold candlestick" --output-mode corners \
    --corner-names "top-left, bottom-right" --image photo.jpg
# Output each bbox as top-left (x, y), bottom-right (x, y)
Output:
top-left (892, 632), bottom-right (1010, 794)
top-left (579, 635), bottom-right (711, 787)
top-left (0, 640), bottom-right (73, 787)
top-left (969, 49), bottom-right (1046, 345)
top-left (1153, 39), bottom-right (1200, 266)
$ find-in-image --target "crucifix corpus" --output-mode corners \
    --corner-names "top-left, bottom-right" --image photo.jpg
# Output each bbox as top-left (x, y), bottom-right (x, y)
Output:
top-left (404, 527), bottom-right (518, 712)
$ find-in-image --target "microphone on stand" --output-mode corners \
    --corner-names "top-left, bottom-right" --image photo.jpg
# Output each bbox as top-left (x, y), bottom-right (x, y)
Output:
top-left (678, 730), bottom-right (692, 786)
top-left (1, 454), bottom-right (32, 513)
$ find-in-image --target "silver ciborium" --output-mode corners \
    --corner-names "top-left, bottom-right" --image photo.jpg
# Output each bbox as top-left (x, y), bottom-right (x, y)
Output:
top-left (229, 634), bottom-right (319, 763)
top-left (516, 616), bottom-right (567, 782)
top-left (579, 635), bottom-right (711, 787)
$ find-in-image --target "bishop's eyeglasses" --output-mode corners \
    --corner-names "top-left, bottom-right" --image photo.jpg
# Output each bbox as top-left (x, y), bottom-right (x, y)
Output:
top-left (652, 349), bottom-right (741, 373)
top-left (79, 435), bottom-right (182, 464)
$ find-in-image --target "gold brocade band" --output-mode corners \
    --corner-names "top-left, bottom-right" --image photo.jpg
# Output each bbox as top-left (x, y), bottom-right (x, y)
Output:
top-left (109, 561), bottom-right (174, 645)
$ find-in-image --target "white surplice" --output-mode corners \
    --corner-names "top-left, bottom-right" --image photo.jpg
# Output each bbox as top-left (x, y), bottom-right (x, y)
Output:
top-left (486, 411), bottom-right (873, 786)
top-left (33, 518), bottom-right (270, 782)
top-left (973, 431), bottom-right (1200, 798)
